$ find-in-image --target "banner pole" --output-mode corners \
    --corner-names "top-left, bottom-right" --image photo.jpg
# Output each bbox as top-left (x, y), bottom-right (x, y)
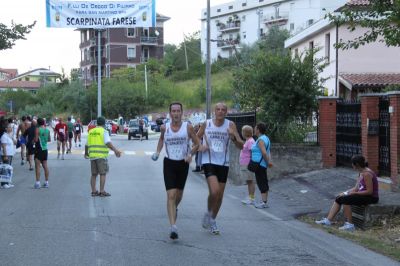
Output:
top-left (97, 29), bottom-right (102, 117)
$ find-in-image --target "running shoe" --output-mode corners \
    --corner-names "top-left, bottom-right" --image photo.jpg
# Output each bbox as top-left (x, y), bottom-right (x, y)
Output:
top-left (170, 226), bottom-right (179, 240)
top-left (210, 220), bottom-right (220, 235)
top-left (339, 222), bottom-right (355, 232)
top-left (34, 183), bottom-right (40, 189)
top-left (61, 155), bottom-right (65, 160)
top-left (202, 212), bottom-right (210, 229)
top-left (315, 217), bottom-right (331, 226)
top-left (79, 144), bottom-right (81, 147)
top-left (7, 184), bottom-right (14, 188)
top-left (254, 201), bottom-right (269, 209)
top-left (42, 182), bottom-right (49, 188)
top-left (21, 160), bottom-right (25, 165)
top-left (1, 184), bottom-right (11, 189)
top-left (57, 153), bottom-right (60, 159)
top-left (241, 197), bottom-right (255, 205)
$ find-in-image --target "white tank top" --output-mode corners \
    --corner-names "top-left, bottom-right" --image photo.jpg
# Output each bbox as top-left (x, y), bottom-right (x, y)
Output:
top-left (201, 119), bottom-right (230, 166)
top-left (164, 122), bottom-right (189, 161)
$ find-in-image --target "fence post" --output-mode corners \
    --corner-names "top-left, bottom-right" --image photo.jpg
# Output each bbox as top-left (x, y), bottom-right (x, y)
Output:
top-left (318, 96), bottom-right (338, 167)
top-left (388, 92), bottom-right (400, 190)
top-left (360, 94), bottom-right (381, 174)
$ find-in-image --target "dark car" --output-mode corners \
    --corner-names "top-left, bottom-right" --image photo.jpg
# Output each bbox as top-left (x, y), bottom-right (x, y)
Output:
top-left (149, 121), bottom-right (160, 132)
top-left (128, 119), bottom-right (148, 140)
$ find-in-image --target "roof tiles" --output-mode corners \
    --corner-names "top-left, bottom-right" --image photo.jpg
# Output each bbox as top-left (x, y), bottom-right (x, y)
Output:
top-left (340, 73), bottom-right (400, 88)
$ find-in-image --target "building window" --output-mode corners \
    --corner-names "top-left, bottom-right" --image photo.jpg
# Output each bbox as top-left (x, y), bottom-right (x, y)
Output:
top-left (127, 28), bottom-right (135, 37)
top-left (243, 31), bottom-right (246, 39)
top-left (242, 15), bottom-right (246, 21)
top-left (242, 3), bottom-right (247, 6)
top-left (204, 12), bottom-right (207, 16)
top-left (307, 19), bottom-right (314, 26)
top-left (228, 5), bottom-right (233, 9)
top-left (294, 48), bottom-right (299, 57)
top-left (290, 23), bottom-right (294, 31)
top-left (259, 0), bottom-right (264, 2)
top-left (290, 2), bottom-right (295, 11)
top-left (217, 8), bottom-right (221, 12)
top-left (127, 46), bottom-right (136, 59)
top-left (325, 33), bottom-right (330, 62)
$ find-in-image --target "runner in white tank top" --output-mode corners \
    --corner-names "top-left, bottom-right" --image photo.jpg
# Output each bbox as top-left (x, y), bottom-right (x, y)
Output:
top-left (152, 102), bottom-right (200, 240)
top-left (197, 103), bottom-right (243, 235)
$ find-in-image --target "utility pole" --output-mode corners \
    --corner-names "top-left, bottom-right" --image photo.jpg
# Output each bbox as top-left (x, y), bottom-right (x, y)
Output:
top-left (183, 33), bottom-right (189, 71)
top-left (144, 64), bottom-right (148, 100)
top-left (97, 29), bottom-right (102, 117)
top-left (206, 0), bottom-right (212, 119)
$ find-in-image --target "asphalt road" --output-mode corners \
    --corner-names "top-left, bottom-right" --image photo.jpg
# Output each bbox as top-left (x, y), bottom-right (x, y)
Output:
top-left (0, 133), bottom-right (398, 266)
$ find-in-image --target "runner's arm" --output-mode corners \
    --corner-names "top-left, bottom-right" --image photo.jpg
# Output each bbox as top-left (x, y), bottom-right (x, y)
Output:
top-left (155, 125), bottom-right (166, 155)
top-left (34, 127), bottom-right (39, 143)
top-left (228, 122), bottom-right (244, 149)
top-left (187, 124), bottom-right (200, 156)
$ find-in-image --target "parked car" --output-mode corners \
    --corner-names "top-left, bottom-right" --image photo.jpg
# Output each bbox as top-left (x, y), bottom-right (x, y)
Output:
top-left (128, 119), bottom-right (148, 140)
top-left (149, 121), bottom-right (160, 132)
top-left (106, 120), bottom-right (119, 134)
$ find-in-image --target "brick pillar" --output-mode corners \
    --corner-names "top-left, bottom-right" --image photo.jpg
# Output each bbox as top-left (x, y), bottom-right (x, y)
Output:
top-left (389, 92), bottom-right (400, 190)
top-left (318, 97), bottom-right (338, 167)
top-left (360, 95), bottom-right (380, 174)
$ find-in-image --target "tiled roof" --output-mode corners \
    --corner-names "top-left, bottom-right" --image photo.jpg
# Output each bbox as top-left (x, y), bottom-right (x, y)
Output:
top-left (340, 73), bottom-right (400, 88)
top-left (347, 0), bottom-right (370, 6)
top-left (0, 68), bottom-right (18, 78)
top-left (0, 80), bottom-right (41, 89)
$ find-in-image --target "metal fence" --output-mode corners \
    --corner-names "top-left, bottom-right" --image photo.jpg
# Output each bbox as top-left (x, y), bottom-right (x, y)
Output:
top-left (379, 98), bottom-right (391, 176)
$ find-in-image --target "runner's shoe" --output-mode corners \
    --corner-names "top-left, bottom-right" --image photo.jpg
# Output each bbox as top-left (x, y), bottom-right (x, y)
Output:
top-left (21, 160), bottom-right (24, 165)
top-left (254, 201), bottom-right (269, 209)
top-left (34, 183), bottom-right (40, 189)
top-left (339, 222), bottom-right (355, 231)
top-left (202, 212), bottom-right (210, 229)
top-left (57, 153), bottom-right (60, 159)
top-left (42, 182), bottom-right (49, 188)
top-left (170, 225), bottom-right (179, 240)
top-left (210, 220), bottom-right (220, 235)
top-left (315, 217), bottom-right (331, 226)
top-left (241, 197), bottom-right (255, 205)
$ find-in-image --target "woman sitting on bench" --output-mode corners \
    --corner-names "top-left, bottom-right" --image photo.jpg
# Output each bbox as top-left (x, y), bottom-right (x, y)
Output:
top-left (315, 155), bottom-right (379, 231)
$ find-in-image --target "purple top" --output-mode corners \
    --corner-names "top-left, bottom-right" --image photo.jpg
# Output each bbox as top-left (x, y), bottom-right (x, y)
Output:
top-left (358, 169), bottom-right (379, 198)
top-left (239, 138), bottom-right (255, 166)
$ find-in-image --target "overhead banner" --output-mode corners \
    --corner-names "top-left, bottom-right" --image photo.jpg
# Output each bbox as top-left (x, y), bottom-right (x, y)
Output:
top-left (46, 0), bottom-right (156, 28)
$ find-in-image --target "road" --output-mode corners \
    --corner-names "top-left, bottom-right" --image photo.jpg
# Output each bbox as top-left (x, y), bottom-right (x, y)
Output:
top-left (0, 133), bottom-right (398, 266)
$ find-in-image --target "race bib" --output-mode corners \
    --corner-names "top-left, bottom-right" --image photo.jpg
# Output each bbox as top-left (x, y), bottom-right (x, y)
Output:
top-left (169, 146), bottom-right (183, 160)
top-left (59, 128), bottom-right (65, 134)
top-left (211, 140), bottom-right (224, 153)
top-left (75, 126), bottom-right (80, 131)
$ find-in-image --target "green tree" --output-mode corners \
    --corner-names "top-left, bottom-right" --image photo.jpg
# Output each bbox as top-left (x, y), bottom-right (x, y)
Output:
top-left (0, 21), bottom-right (36, 50)
top-left (328, 0), bottom-right (400, 49)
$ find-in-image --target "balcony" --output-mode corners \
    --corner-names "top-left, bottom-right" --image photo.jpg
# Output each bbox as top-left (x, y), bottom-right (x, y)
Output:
top-left (140, 36), bottom-right (158, 45)
top-left (216, 39), bottom-right (240, 49)
top-left (218, 21), bottom-right (241, 33)
top-left (263, 12), bottom-right (289, 26)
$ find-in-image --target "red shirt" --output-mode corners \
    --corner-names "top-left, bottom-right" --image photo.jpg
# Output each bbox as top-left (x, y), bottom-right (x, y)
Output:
top-left (55, 123), bottom-right (67, 136)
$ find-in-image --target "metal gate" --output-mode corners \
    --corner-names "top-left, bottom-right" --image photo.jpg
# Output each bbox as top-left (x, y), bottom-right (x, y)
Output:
top-left (226, 111), bottom-right (256, 138)
top-left (336, 101), bottom-right (362, 167)
top-left (379, 98), bottom-right (391, 176)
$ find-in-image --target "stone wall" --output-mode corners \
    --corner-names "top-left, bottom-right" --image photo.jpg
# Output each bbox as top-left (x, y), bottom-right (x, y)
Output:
top-left (228, 142), bottom-right (322, 185)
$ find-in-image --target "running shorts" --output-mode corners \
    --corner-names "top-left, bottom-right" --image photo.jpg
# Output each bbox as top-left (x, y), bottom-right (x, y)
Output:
top-left (57, 133), bottom-right (66, 142)
top-left (68, 132), bottom-right (73, 139)
top-left (34, 149), bottom-right (48, 162)
top-left (202, 163), bottom-right (229, 183)
top-left (19, 136), bottom-right (27, 145)
top-left (75, 130), bottom-right (81, 135)
top-left (163, 157), bottom-right (189, 190)
top-left (27, 143), bottom-right (35, 155)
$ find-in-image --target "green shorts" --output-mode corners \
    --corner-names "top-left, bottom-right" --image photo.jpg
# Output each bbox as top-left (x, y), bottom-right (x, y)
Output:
top-left (90, 158), bottom-right (109, 176)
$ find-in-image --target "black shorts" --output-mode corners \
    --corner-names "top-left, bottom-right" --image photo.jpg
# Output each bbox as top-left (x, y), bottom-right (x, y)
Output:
top-left (34, 149), bottom-right (48, 162)
top-left (163, 157), bottom-right (189, 190)
top-left (335, 194), bottom-right (379, 206)
top-left (27, 143), bottom-right (35, 155)
top-left (75, 130), bottom-right (81, 135)
top-left (68, 132), bottom-right (73, 139)
top-left (139, 126), bottom-right (144, 134)
top-left (202, 163), bottom-right (229, 183)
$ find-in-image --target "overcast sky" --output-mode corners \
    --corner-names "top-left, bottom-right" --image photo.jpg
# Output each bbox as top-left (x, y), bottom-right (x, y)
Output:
top-left (0, 0), bottom-right (231, 75)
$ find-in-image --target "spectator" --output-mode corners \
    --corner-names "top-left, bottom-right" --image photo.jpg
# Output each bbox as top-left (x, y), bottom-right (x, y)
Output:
top-left (316, 155), bottom-right (379, 231)
top-left (239, 125), bottom-right (256, 205)
top-left (1, 121), bottom-right (16, 188)
top-left (251, 122), bottom-right (272, 209)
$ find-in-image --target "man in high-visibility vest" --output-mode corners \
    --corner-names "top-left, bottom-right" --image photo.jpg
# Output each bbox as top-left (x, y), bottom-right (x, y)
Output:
top-left (85, 116), bottom-right (121, 197)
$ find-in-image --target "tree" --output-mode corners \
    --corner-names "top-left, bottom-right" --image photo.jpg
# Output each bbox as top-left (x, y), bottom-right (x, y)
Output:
top-left (329, 0), bottom-right (400, 49)
top-left (0, 21), bottom-right (36, 50)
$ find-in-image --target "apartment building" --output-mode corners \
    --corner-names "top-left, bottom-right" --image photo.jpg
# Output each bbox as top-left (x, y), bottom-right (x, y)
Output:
top-left (79, 13), bottom-right (170, 85)
top-left (200, 0), bottom-right (347, 61)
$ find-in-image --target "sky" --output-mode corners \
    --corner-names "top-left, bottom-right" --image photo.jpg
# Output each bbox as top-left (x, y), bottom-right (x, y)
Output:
top-left (0, 0), bottom-right (231, 76)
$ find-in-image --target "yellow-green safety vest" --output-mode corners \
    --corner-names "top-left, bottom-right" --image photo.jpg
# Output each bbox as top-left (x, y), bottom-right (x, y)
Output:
top-left (88, 127), bottom-right (109, 159)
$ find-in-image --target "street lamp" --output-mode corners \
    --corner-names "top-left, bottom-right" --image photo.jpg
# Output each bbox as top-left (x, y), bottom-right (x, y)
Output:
top-left (206, 0), bottom-right (211, 119)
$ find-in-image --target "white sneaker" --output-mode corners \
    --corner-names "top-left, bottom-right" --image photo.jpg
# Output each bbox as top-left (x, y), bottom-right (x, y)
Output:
top-left (2, 184), bottom-right (11, 189)
top-left (315, 217), bottom-right (332, 226)
top-left (241, 197), bottom-right (255, 205)
top-left (210, 220), bottom-right (220, 235)
top-left (202, 212), bottom-right (210, 229)
top-left (254, 201), bottom-right (269, 209)
top-left (7, 184), bottom-right (14, 188)
top-left (339, 222), bottom-right (355, 231)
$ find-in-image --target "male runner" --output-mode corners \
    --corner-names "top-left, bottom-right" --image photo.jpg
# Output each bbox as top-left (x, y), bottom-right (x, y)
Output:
top-left (197, 103), bottom-right (243, 235)
top-left (33, 118), bottom-right (50, 189)
top-left (16, 116), bottom-right (27, 165)
top-left (54, 118), bottom-right (67, 160)
top-left (152, 102), bottom-right (200, 240)
top-left (26, 119), bottom-right (37, 170)
top-left (66, 117), bottom-right (74, 153)
top-left (74, 118), bottom-right (83, 147)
